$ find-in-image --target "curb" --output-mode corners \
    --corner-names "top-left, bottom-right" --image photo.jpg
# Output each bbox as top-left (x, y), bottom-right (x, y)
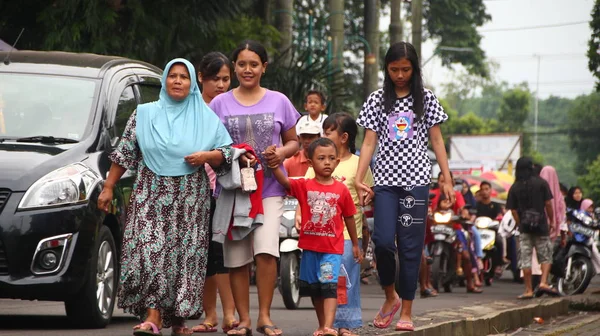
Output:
top-left (381, 298), bottom-right (569, 336)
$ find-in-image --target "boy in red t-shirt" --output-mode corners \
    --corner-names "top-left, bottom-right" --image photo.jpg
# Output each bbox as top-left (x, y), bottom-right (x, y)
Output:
top-left (270, 138), bottom-right (362, 336)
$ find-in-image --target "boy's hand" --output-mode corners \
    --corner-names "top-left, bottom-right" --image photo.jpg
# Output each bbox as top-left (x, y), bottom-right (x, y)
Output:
top-left (263, 144), bottom-right (284, 169)
top-left (295, 213), bottom-right (302, 232)
top-left (353, 245), bottom-right (363, 264)
top-left (355, 182), bottom-right (374, 206)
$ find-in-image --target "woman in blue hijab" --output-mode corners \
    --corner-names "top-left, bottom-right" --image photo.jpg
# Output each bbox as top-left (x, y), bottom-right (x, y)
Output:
top-left (461, 180), bottom-right (477, 208)
top-left (98, 58), bottom-right (233, 336)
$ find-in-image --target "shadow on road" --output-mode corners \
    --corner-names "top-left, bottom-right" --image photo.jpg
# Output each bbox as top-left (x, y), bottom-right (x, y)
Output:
top-left (0, 315), bottom-right (136, 330)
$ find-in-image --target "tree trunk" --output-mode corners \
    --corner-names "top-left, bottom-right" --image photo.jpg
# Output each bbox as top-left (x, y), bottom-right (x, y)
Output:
top-left (364, 0), bottom-right (380, 99)
top-left (328, 0), bottom-right (344, 111)
top-left (411, 0), bottom-right (423, 60)
top-left (256, 0), bottom-right (274, 57)
top-left (389, 0), bottom-right (403, 44)
top-left (275, 0), bottom-right (293, 65)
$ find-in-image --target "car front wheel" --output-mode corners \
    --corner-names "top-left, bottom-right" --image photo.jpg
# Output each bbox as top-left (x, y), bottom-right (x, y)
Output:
top-left (65, 226), bottom-right (118, 328)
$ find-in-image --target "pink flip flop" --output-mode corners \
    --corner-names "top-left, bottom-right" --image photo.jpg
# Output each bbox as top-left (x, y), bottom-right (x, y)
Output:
top-left (395, 320), bottom-right (414, 331)
top-left (133, 321), bottom-right (162, 336)
top-left (373, 300), bottom-right (401, 329)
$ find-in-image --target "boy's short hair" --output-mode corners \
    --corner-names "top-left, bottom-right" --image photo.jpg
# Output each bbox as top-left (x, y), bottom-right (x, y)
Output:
top-left (305, 90), bottom-right (326, 105)
top-left (307, 138), bottom-right (337, 159)
top-left (480, 181), bottom-right (492, 189)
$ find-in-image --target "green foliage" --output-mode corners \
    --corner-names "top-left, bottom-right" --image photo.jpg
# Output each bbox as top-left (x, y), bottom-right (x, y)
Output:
top-left (579, 154), bottom-right (600, 202)
top-left (588, 0), bottom-right (600, 91)
top-left (1, 0), bottom-right (255, 67)
top-left (423, 0), bottom-right (491, 77)
top-left (568, 92), bottom-right (600, 174)
top-left (496, 87), bottom-right (531, 132)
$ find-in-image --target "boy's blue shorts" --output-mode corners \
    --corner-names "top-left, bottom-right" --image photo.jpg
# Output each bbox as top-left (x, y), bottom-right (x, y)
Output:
top-left (299, 250), bottom-right (342, 299)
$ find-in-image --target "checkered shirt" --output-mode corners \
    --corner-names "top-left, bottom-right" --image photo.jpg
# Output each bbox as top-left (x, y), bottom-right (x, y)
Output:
top-left (357, 88), bottom-right (448, 187)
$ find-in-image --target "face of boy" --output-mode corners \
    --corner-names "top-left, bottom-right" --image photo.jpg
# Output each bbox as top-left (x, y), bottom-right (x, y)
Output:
top-left (309, 145), bottom-right (339, 178)
top-left (304, 94), bottom-right (325, 117)
top-left (299, 133), bottom-right (320, 154)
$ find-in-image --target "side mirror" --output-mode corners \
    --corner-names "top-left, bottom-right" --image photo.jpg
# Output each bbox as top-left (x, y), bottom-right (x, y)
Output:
top-left (110, 137), bottom-right (119, 147)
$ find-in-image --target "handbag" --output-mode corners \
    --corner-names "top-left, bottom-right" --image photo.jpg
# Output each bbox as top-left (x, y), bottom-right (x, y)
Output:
top-left (519, 182), bottom-right (543, 233)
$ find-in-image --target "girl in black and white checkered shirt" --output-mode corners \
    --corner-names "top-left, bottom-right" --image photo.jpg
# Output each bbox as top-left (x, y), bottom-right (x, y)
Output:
top-left (355, 42), bottom-right (455, 332)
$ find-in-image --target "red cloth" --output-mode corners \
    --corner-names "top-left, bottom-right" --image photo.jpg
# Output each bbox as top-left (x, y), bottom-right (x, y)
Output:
top-left (288, 178), bottom-right (356, 254)
top-left (227, 143), bottom-right (264, 240)
top-left (430, 189), bottom-right (465, 215)
top-left (283, 150), bottom-right (310, 177)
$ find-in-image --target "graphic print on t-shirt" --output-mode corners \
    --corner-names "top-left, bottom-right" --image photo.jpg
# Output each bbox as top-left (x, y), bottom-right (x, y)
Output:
top-left (388, 111), bottom-right (414, 140)
top-left (225, 113), bottom-right (274, 176)
top-left (304, 191), bottom-right (340, 237)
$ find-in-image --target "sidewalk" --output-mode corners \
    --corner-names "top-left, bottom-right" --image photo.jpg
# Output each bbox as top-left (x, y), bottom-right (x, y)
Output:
top-left (366, 287), bottom-right (600, 336)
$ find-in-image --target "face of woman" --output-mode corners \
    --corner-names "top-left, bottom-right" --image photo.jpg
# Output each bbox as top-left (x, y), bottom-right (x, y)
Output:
top-left (199, 65), bottom-right (231, 102)
top-left (234, 49), bottom-right (266, 89)
top-left (573, 189), bottom-right (583, 202)
top-left (462, 183), bottom-right (469, 194)
top-left (166, 64), bottom-right (191, 101)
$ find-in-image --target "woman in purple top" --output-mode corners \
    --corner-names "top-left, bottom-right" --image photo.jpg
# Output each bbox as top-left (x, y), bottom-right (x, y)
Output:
top-left (209, 40), bottom-right (300, 336)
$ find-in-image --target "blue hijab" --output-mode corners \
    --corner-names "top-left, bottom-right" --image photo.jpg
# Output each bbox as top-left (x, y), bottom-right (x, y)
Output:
top-left (136, 58), bottom-right (232, 176)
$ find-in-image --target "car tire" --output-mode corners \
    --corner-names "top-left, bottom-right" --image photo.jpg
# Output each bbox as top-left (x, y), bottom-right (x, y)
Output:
top-left (65, 226), bottom-right (118, 328)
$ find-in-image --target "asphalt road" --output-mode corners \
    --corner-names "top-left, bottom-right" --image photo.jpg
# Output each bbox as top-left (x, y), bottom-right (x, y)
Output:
top-left (0, 273), bottom-right (527, 336)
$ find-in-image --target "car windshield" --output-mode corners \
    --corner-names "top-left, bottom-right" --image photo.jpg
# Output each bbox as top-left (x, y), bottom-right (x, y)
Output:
top-left (0, 73), bottom-right (97, 141)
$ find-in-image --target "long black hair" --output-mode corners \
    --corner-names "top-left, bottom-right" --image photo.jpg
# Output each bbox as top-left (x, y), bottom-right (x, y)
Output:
top-left (322, 112), bottom-right (358, 154)
top-left (382, 42), bottom-right (424, 120)
top-left (515, 157), bottom-right (534, 182)
top-left (197, 51), bottom-right (231, 80)
top-left (231, 40), bottom-right (268, 64)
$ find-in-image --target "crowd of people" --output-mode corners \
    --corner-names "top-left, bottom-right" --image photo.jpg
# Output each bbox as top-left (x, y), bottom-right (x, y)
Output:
top-left (95, 37), bottom-right (590, 336)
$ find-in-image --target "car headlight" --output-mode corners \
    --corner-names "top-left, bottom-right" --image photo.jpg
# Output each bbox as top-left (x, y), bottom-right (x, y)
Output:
top-left (18, 163), bottom-right (101, 210)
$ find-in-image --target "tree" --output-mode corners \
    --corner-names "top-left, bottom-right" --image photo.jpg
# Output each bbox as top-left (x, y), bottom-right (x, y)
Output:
top-left (588, 0), bottom-right (600, 91)
top-left (364, 0), bottom-right (380, 98)
top-left (568, 92), bottom-right (600, 174)
top-left (496, 87), bottom-right (531, 132)
top-left (422, 0), bottom-right (491, 77)
top-left (579, 154), bottom-right (600, 202)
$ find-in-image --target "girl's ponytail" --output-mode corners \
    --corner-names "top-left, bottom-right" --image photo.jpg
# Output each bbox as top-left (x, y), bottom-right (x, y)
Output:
top-left (322, 112), bottom-right (358, 154)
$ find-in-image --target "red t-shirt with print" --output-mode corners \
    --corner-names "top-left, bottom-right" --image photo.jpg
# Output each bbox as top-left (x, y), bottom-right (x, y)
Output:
top-left (288, 178), bottom-right (356, 254)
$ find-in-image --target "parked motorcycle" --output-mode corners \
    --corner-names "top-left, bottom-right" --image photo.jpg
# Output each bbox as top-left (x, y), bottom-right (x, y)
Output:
top-left (475, 216), bottom-right (501, 286)
top-left (278, 196), bottom-right (302, 309)
top-left (557, 208), bottom-right (600, 295)
top-left (429, 210), bottom-right (461, 292)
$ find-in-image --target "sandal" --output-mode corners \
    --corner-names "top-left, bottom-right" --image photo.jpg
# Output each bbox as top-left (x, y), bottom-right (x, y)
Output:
top-left (373, 299), bottom-right (401, 329)
top-left (191, 322), bottom-right (218, 333)
top-left (133, 321), bottom-right (163, 336)
top-left (256, 325), bottom-right (282, 336)
top-left (518, 293), bottom-right (534, 300)
top-left (467, 287), bottom-right (483, 294)
top-left (222, 321), bottom-right (240, 333)
top-left (338, 328), bottom-right (358, 336)
top-left (420, 288), bottom-right (438, 298)
top-left (539, 285), bottom-right (561, 297)
top-left (322, 327), bottom-right (338, 336)
top-left (171, 325), bottom-right (193, 336)
top-left (227, 326), bottom-right (253, 336)
top-left (395, 320), bottom-right (415, 331)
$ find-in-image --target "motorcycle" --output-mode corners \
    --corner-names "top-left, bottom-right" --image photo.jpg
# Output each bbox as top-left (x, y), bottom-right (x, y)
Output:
top-left (278, 196), bottom-right (302, 309)
top-left (428, 210), bottom-right (462, 292)
top-left (498, 211), bottom-right (521, 282)
top-left (475, 216), bottom-right (501, 286)
top-left (557, 208), bottom-right (600, 295)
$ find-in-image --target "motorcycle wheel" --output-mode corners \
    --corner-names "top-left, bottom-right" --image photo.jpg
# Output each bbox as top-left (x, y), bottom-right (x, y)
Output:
top-left (279, 252), bottom-right (301, 310)
top-left (558, 255), bottom-right (594, 296)
top-left (431, 254), bottom-right (445, 292)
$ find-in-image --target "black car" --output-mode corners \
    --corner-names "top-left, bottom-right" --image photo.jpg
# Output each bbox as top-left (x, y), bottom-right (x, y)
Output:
top-left (0, 51), bottom-right (162, 327)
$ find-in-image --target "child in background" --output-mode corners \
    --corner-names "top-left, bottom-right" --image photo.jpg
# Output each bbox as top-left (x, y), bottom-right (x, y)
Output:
top-left (270, 138), bottom-right (362, 336)
top-left (284, 122), bottom-right (321, 177)
top-left (296, 90), bottom-right (327, 136)
top-left (305, 113), bottom-right (374, 336)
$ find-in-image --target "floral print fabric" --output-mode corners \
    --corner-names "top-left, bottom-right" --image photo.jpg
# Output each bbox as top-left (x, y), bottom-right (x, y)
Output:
top-left (109, 110), bottom-right (231, 327)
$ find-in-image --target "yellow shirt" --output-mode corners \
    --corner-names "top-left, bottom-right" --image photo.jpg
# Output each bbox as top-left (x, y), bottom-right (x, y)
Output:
top-left (305, 154), bottom-right (374, 239)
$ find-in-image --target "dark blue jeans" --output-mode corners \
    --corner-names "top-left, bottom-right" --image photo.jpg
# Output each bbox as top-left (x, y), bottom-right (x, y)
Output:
top-left (372, 185), bottom-right (429, 301)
